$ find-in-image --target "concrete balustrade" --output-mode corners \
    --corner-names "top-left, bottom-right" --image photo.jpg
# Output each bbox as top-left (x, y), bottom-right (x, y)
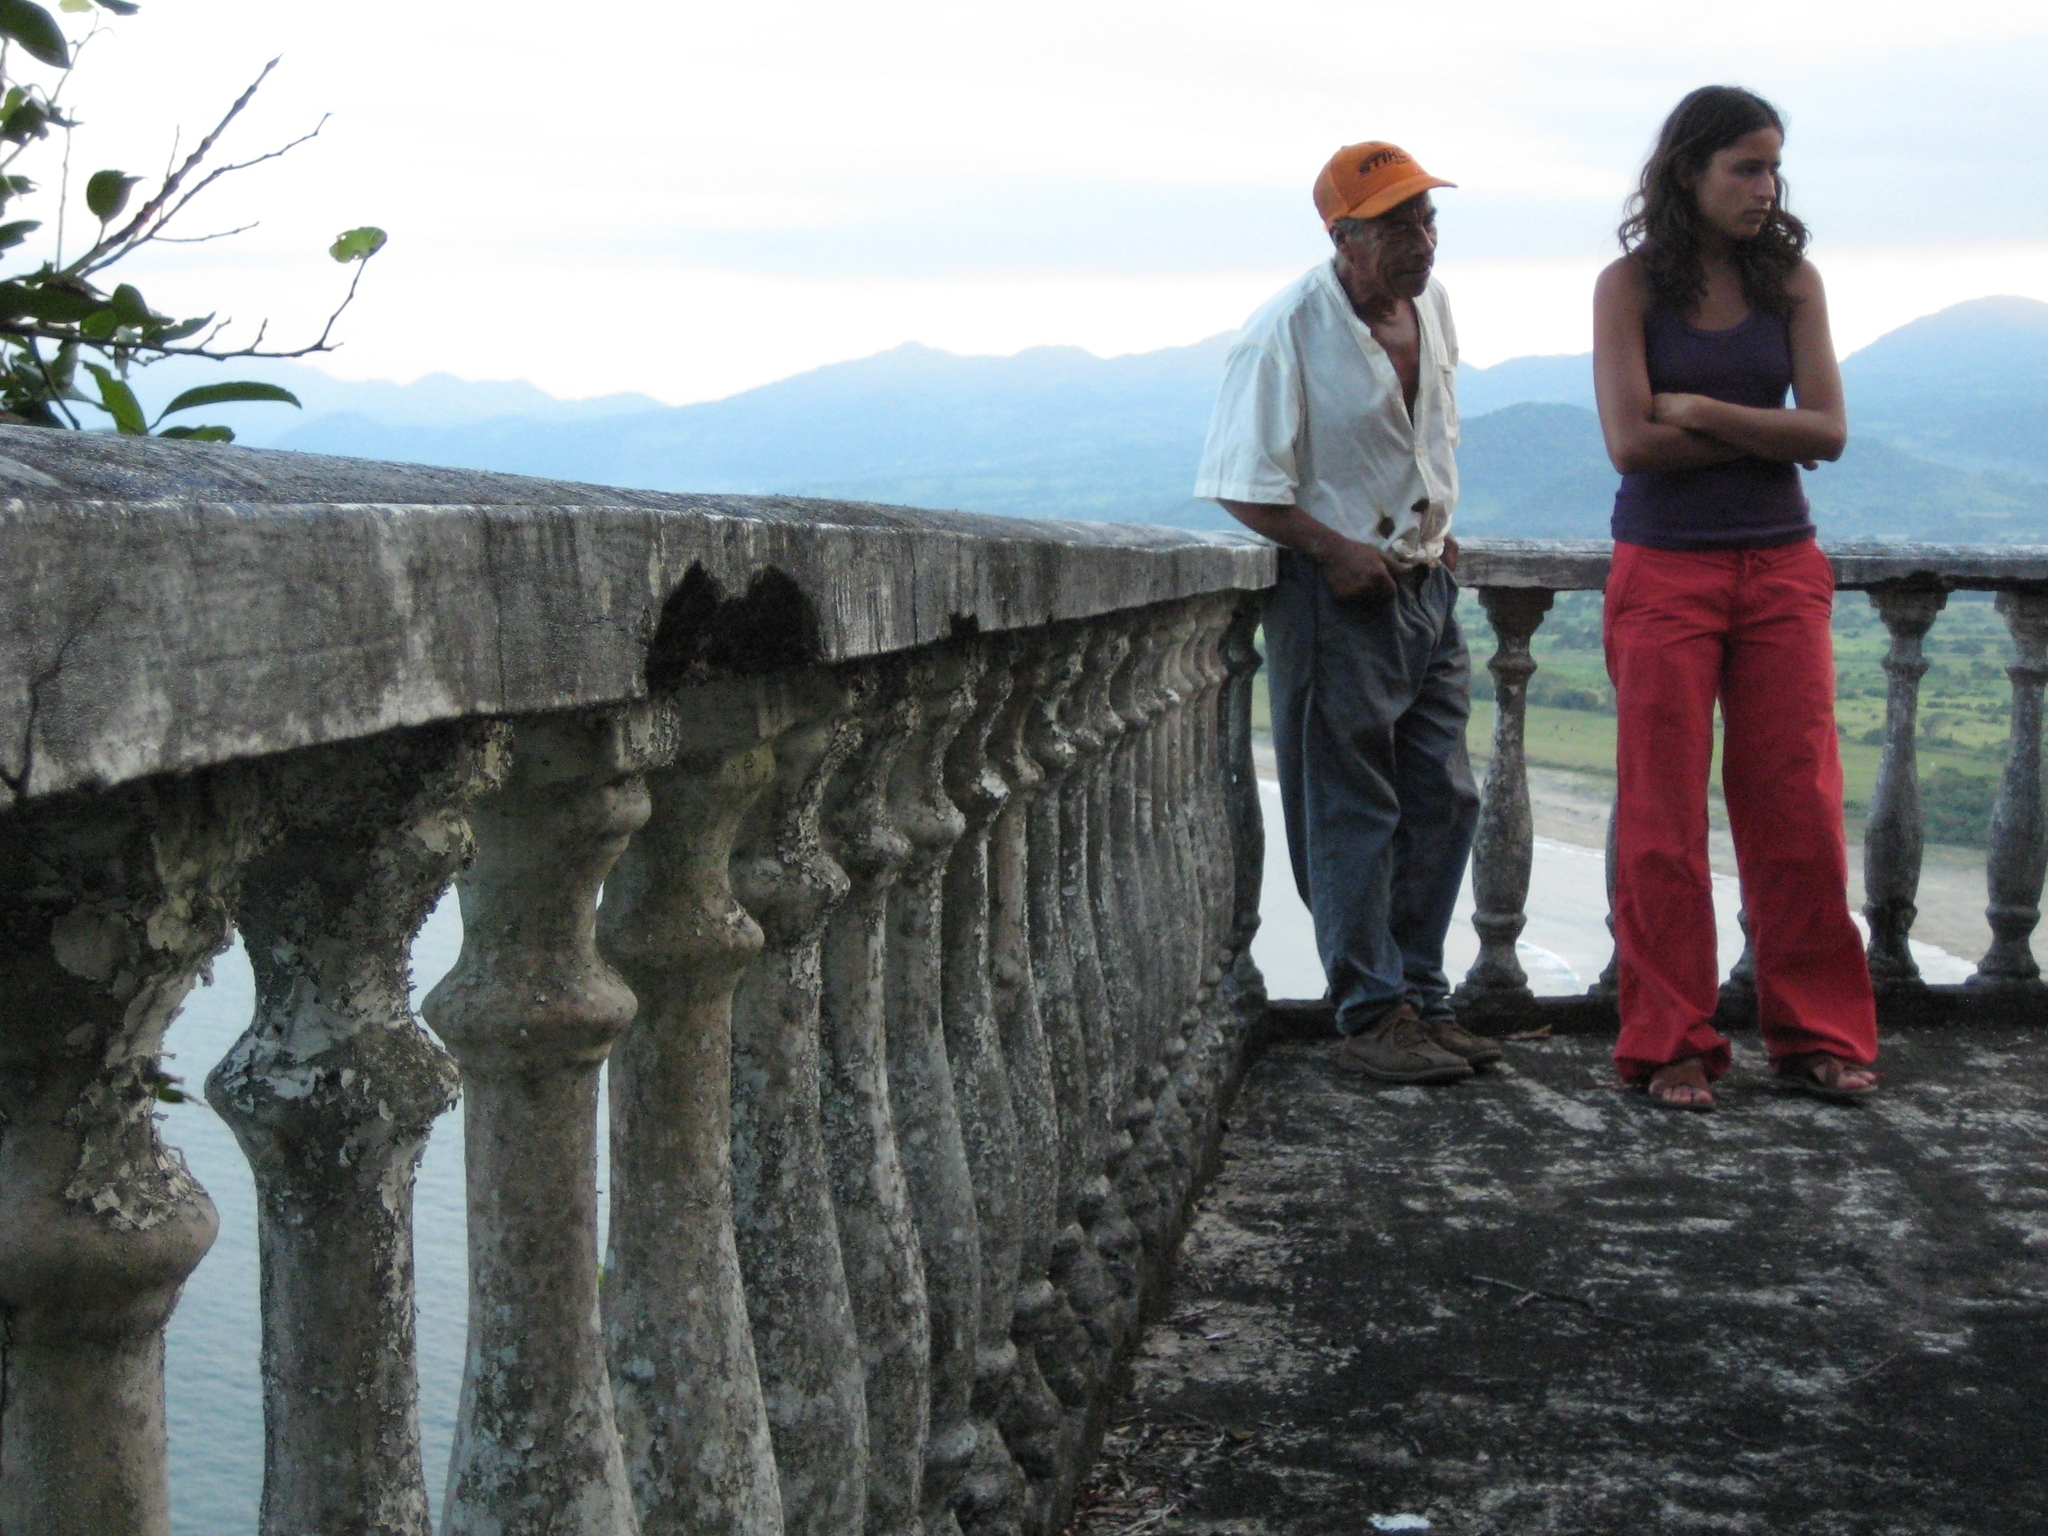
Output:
top-left (0, 428), bottom-right (1270, 1536)
top-left (1454, 538), bottom-right (2048, 1032)
top-left (8, 423), bottom-right (2043, 1536)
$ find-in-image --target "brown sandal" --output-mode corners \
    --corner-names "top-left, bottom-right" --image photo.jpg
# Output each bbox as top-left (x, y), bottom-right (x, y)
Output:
top-left (1777, 1053), bottom-right (1879, 1105)
top-left (1632, 1057), bottom-right (1716, 1113)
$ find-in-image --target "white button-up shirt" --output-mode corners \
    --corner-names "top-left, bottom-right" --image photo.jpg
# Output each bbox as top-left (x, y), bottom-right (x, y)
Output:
top-left (1194, 261), bottom-right (1460, 568)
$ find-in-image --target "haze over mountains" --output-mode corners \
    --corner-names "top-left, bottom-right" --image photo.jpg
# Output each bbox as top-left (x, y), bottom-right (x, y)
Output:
top-left (136, 295), bottom-right (2048, 542)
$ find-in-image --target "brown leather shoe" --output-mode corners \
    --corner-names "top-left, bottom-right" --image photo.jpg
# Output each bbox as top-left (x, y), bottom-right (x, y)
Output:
top-left (1334, 1005), bottom-right (1473, 1084)
top-left (1425, 1014), bottom-right (1503, 1068)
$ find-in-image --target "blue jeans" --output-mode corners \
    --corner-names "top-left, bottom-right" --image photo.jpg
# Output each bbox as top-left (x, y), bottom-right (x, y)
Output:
top-left (1266, 550), bottom-right (1480, 1034)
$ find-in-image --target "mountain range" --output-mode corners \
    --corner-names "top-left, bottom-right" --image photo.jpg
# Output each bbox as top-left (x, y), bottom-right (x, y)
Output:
top-left (129, 295), bottom-right (2048, 542)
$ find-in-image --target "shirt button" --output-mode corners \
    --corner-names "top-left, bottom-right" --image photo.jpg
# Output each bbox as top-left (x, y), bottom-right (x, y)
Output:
top-left (1411, 498), bottom-right (1430, 513)
top-left (1376, 516), bottom-right (1396, 537)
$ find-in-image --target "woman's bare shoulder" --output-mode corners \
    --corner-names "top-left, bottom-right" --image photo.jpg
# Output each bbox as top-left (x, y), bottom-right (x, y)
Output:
top-left (1785, 258), bottom-right (1828, 301)
top-left (1595, 255), bottom-right (1649, 309)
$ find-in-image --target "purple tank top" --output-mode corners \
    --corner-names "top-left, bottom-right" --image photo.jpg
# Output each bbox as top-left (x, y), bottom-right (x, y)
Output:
top-left (1610, 304), bottom-right (1814, 551)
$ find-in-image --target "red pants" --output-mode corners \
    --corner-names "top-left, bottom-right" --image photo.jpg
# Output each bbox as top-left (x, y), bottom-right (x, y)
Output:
top-left (1604, 539), bottom-right (1878, 1083)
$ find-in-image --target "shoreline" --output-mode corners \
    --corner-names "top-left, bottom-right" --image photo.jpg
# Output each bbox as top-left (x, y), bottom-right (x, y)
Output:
top-left (1252, 741), bottom-right (2029, 975)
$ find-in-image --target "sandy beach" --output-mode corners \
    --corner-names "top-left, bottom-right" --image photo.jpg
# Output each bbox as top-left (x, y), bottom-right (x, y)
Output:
top-left (1249, 746), bottom-right (2022, 1003)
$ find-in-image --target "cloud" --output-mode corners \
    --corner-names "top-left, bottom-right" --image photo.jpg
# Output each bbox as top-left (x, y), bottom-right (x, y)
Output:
top-left (19, 0), bottom-right (2046, 395)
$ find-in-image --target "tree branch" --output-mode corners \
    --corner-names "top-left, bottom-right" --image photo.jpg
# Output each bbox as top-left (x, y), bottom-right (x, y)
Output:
top-left (121, 115), bottom-right (326, 263)
top-left (151, 220), bottom-right (259, 245)
top-left (64, 56), bottom-right (279, 275)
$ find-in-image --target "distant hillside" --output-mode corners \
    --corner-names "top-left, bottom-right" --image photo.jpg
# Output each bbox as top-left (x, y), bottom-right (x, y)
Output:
top-left (198, 294), bottom-right (2048, 541)
top-left (1839, 295), bottom-right (2048, 483)
top-left (127, 355), bottom-right (664, 444)
top-left (1456, 353), bottom-right (1594, 417)
top-left (1452, 402), bottom-right (2048, 542)
top-left (272, 337), bottom-right (1240, 529)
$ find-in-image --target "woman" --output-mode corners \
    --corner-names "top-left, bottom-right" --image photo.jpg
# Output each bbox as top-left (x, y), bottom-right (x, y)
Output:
top-left (1591, 85), bottom-right (1879, 1111)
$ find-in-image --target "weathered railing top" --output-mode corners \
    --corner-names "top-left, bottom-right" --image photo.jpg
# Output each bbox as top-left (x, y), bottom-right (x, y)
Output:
top-left (1459, 537), bottom-right (2048, 592)
top-left (0, 427), bottom-right (1272, 808)
top-left (13, 422), bottom-right (2047, 810)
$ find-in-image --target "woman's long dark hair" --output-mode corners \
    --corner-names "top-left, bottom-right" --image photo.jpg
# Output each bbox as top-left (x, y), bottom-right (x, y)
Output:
top-left (1619, 85), bottom-right (1809, 316)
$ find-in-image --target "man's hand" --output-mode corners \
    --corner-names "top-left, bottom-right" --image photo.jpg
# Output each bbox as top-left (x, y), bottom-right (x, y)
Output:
top-left (1321, 538), bottom-right (1396, 605)
top-left (1441, 533), bottom-right (1460, 572)
top-left (1214, 499), bottom-right (1398, 605)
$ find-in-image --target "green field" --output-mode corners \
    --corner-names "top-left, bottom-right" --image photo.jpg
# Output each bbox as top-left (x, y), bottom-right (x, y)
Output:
top-left (1249, 588), bottom-right (2026, 847)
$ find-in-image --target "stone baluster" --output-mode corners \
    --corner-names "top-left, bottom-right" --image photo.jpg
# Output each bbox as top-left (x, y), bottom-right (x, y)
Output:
top-left (884, 646), bottom-right (985, 1536)
top-left (1087, 626), bottom-right (1140, 1128)
top-left (206, 725), bottom-right (502, 1536)
top-left (1457, 588), bottom-right (1554, 1006)
top-left (1021, 628), bottom-right (1115, 1417)
top-left (1193, 597), bottom-right (1238, 1014)
top-left (1108, 620), bottom-right (1164, 1260)
top-left (726, 672), bottom-right (871, 1536)
top-left (1163, 606), bottom-right (1204, 1105)
top-left (597, 680), bottom-right (787, 1536)
top-left (1131, 610), bottom-right (1197, 1263)
top-left (1073, 627), bottom-right (1144, 1348)
top-left (1046, 625), bottom-right (1133, 1375)
top-left (1102, 628), bottom-right (1159, 1254)
top-left (0, 771), bottom-right (268, 1536)
top-left (1718, 907), bottom-right (1758, 1025)
top-left (423, 707), bottom-right (656, 1536)
top-left (1111, 622), bottom-right (1165, 1137)
top-left (1173, 598), bottom-right (1238, 1159)
top-left (1218, 599), bottom-right (1269, 1028)
top-left (815, 659), bottom-right (933, 1536)
top-left (1065, 628), bottom-right (1125, 1190)
top-left (939, 638), bottom-right (1029, 1536)
top-left (1974, 590), bottom-right (2048, 986)
top-left (1593, 796), bottom-right (1619, 999)
top-left (1158, 606), bottom-right (1205, 1029)
top-left (982, 633), bottom-right (1070, 1520)
top-left (1863, 585), bottom-right (1949, 986)
top-left (1145, 612), bottom-right (1193, 1052)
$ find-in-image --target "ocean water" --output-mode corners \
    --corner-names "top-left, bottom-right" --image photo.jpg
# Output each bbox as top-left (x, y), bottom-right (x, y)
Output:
top-left (151, 796), bottom-right (1971, 1531)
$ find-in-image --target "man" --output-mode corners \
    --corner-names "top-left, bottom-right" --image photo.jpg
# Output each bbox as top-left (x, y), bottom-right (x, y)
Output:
top-left (1194, 141), bottom-right (1492, 1084)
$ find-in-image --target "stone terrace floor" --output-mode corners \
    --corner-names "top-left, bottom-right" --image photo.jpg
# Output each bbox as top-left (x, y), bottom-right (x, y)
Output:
top-left (1069, 1024), bottom-right (2048, 1536)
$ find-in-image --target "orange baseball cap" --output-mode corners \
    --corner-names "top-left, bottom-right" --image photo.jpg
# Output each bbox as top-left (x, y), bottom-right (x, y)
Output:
top-left (1312, 141), bottom-right (1454, 227)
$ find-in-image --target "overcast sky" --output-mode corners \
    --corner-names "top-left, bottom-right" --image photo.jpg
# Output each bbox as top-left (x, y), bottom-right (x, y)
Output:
top-left (31, 0), bottom-right (2048, 401)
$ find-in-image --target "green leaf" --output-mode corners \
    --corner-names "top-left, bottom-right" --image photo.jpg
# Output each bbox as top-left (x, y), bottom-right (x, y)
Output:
top-left (106, 282), bottom-right (150, 326)
top-left (85, 362), bottom-right (146, 434)
top-left (2, 101), bottom-right (50, 143)
top-left (160, 381), bottom-right (299, 417)
top-left (78, 307), bottom-right (116, 339)
top-left (329, 225), bottom-right (387, 263)
top-left (0, 218), bottom-right (37, 251)
top-left (7, 399), bottom-right (63, 427)
top-left (58, 0), bottom-right (90, 12)
top-left (93, 0), bottom-right (138, 12)
top-left (21, 285), bottom-right (101, 322)
top-left (85, 170), bottom-right (140, 222)
top-left (157, 424), bottom-right (234, 442)
top-left (0, 0), bottom-right (70, 68)
top-left (154, 314), bottom-right (209, 342)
